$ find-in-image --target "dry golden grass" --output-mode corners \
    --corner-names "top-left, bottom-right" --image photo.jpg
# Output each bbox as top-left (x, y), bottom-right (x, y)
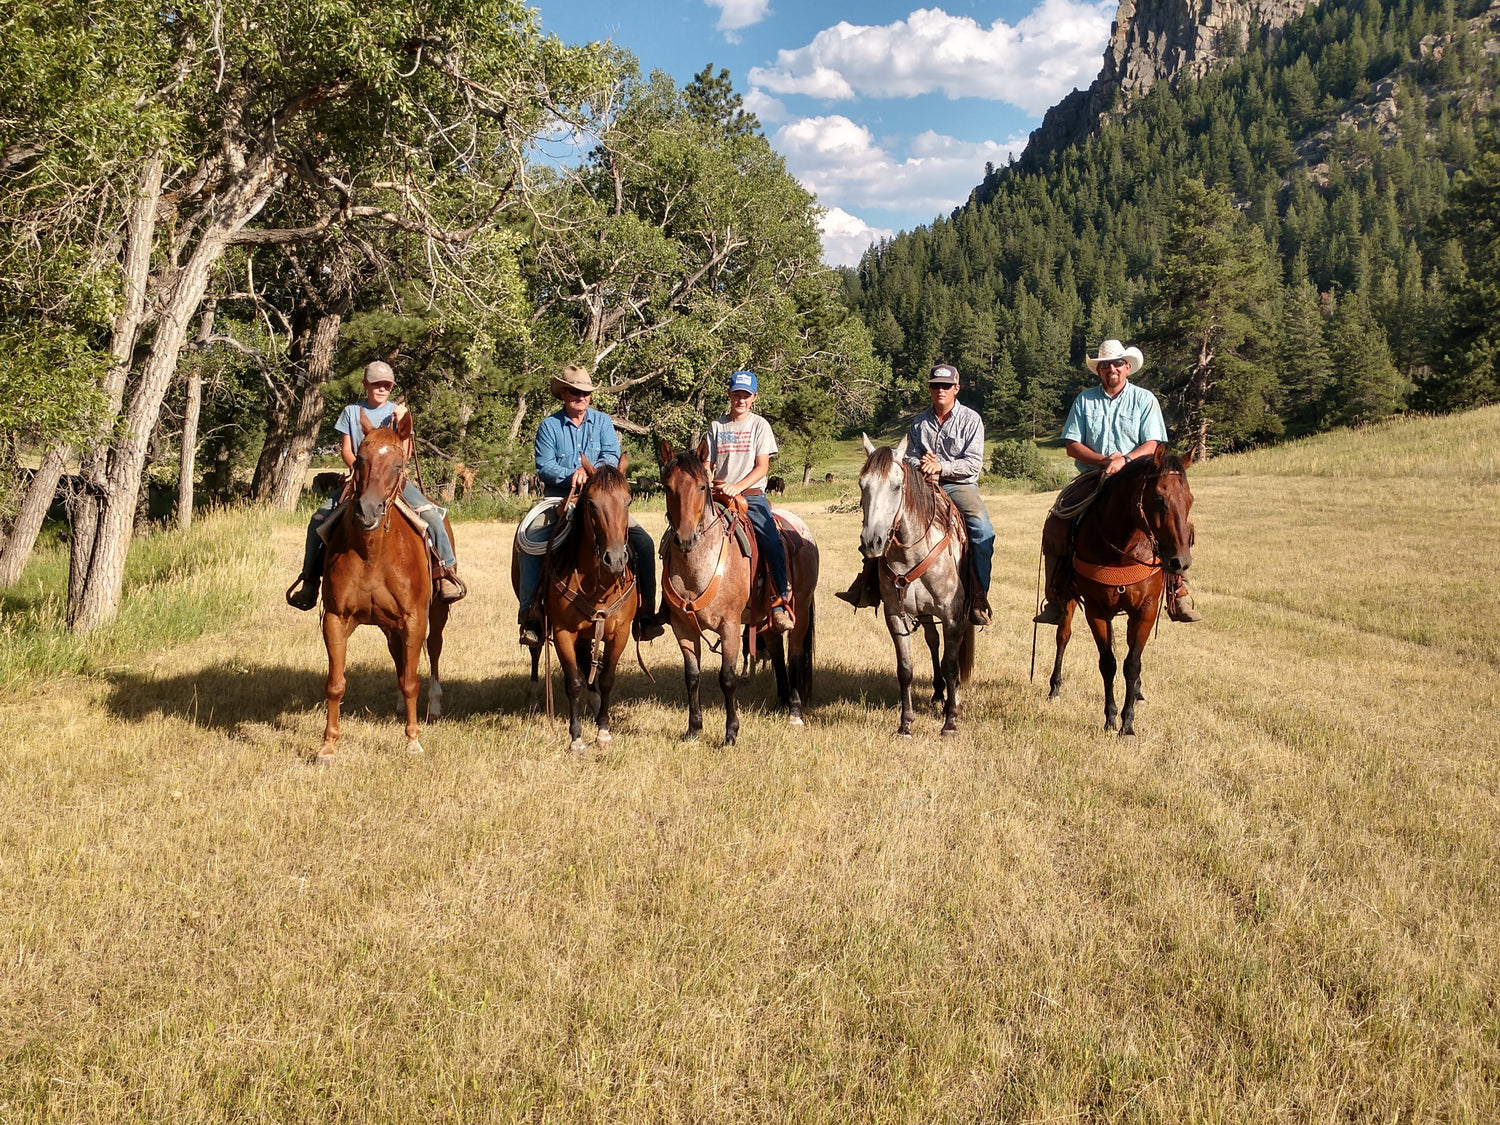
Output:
top-left (3, 409), bottom-right (1498, 1121)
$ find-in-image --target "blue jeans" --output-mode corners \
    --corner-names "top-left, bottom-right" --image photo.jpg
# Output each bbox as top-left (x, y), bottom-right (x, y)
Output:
top-left (941, 482), bottom-right (993, 593)
top-left (746, 493), bottom-right (791, 600)
top-left (518, 520), bottom-right (655, 624)
top-left (301, 485), bottom-right (456, 577)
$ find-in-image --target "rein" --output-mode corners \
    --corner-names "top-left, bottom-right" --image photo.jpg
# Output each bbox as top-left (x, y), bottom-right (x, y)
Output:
top-left (1074, 469), bottom-right (1171, 591)
top-left (877, 466), bottom-right (961, 596)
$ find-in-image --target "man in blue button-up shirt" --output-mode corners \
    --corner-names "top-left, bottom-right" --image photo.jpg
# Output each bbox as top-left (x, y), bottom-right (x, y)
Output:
top-left (1033, 340), bottom-right (1201, 625)
top-left (518, 365), bottom-right (663, 646)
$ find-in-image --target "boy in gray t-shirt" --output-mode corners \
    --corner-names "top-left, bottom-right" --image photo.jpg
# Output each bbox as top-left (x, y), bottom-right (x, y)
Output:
top-left (701, 370), bottom-right (793, 633)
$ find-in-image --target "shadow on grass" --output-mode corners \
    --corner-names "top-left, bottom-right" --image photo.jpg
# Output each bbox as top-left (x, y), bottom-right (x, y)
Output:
top-left (97, 640), bottom-right (918, 736)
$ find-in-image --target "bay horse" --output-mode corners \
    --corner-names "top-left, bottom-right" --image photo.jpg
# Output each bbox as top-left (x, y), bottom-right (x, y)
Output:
top-left (317, 411), bottom-right (450, 764)
top-left (856, 434), bottom-right (975, 737)
top-left (1047, 448), bottom-right (1195, 736)
top-left (657, 440), bottom-right (818, 745)
top-left (508, 457), bottom-right (638, 753)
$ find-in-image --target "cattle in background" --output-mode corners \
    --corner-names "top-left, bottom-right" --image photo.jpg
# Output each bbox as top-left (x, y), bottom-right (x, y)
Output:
top-left (766, 475), bottom-right (786, 495)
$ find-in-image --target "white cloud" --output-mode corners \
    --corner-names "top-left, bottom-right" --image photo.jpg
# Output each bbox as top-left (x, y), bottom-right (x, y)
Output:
top-left (818, 208), bottom-right (895, 268)
top-left (705, 0), bottom-right (773, 33)
top-left (773, 115), bottom-right (1024, 216)
top-left (748, 0), bottom-right (1113, 115)
top-left (742, 87), bottom-right (788, 124)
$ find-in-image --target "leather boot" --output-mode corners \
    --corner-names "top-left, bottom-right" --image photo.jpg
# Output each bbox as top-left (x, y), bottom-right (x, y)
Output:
top-left (769, 595), bottom-right (795, 634)
top-left (968, 586), bottom-right (992, 626)
top-left (834, 559), bottom-right (881, 608)
top-left (1032, 552), bottom-right (1068, 626)
top-left (1167, 575), bottom-right (1203, 622)
top-left (518, 616), bottom-right (544, 649)
top-left (435, 562), bottom-right (467, 603)
top-left (634, 609), bottom-right (666, 641)
top-left (286, 573), bottom-right (320, 611)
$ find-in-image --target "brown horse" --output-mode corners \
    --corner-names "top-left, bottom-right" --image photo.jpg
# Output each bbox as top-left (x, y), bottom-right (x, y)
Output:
top-left (317, 411), bottom-right (451, 764)
top-left (855, 435), bottom-right (976, 737)
top-left (657, 441), bottom-right (818, 745)
top-left (509, 457), bottom-right (638, 753)
top-left (1047, 448), bottom-right (1195, 736)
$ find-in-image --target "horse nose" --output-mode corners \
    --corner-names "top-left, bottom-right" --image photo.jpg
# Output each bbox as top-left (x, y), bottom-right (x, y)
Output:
top-left (860, 531), bottom-right (885, 557)
top-left (604, 546), bottom-right (629, 574)
top-left (1166, 550), bottom-right (1191, 574)
top-left (357, 498), bottom-right (384, 529)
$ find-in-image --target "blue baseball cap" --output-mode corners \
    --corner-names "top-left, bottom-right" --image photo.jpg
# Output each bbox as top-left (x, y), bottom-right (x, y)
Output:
top-left (728, 370), bottom-right (758, 394)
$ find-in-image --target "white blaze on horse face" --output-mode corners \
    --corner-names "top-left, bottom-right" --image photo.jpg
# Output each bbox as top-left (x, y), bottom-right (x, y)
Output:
top-left (859, 456), bottom-right (904, 558)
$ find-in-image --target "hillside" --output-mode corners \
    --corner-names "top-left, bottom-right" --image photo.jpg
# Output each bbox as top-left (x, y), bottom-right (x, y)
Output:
top-left (846, 0), bottom-right (1500, 455)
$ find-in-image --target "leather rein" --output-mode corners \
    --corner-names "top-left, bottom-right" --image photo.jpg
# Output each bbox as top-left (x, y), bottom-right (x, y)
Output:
top-left (1073, 469), bottom-right (1180, 589)
top-left (878, 466), bottom-right (960, 594)
top-left (661, 471), bottom-right (737, 652)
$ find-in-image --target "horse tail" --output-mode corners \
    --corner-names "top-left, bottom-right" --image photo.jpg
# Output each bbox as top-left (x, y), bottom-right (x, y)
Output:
top-left (957, 619), bottom-right (976, 685)
top-left (798, 596), bottom-right (815, 703)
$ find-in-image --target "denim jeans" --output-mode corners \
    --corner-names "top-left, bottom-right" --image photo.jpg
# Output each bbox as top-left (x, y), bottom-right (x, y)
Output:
top-left (940, 482), bottom-right (993, 592)
top-left (300, 486), bottom-right (456, 577)
top-left (745, 493), bottom-right (791, 600)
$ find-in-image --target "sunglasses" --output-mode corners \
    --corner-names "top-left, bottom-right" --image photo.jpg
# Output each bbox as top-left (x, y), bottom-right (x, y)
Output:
top-left (563, 389), bottom-right (592, 398)
top-left (1098, 359), bottom-right (1129, 370)
top-left (928, 383), bottom-right (957, 390)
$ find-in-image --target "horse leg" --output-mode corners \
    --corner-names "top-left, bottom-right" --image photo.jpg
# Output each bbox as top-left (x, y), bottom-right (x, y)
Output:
top-left (886, 611), bottom-right (916, 737)
top-left (553, 630), bottom-right (587, 754)
top-left (768, 631), bottom-right (791, 708)
top-left (922, 619), bottom-right (943, 705)
top-left (594, 625), bottom-right (630, 747)
top-left (939, 616), bottom-right (964, 736)
top-left (1048, 599), bottom-right (1075, 701)
top-left (680, 635), bottom-right (703, 741)
top-left (319, 613), bottom-right (351, 764)
top-left (527, 644), bottom-right (542, 715)
top-left (1085, 612), bottom-right (1118, 731)
top-left (720, 640), bottom-right (740, 746)
top-left (426, 597), bottom-right (449, 720)
top-left (1120, 610), bottom-right (1153, 737)
top-left (399, 617), bottom-right (425, 754)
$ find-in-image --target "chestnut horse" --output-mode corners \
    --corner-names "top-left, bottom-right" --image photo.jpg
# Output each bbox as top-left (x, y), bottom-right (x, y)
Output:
top-left (856, 434), bottom-right (976, 737)
top-left (1047, 448), bottom-right (1195, 736)
top-left (657, 441), bottom-right (818, 745)
top-left (509, 457), bottom-right (638, 753)
top-left (318, 411), bottom-right (451, 763)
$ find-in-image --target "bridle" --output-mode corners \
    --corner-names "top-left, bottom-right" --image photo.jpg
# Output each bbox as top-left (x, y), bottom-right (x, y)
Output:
top-left (665, 464), bottom-right (721, 554)
top-left (869, 463), bottom-right (956, 594)
top-left (353, 441), bottom-right (407, 532)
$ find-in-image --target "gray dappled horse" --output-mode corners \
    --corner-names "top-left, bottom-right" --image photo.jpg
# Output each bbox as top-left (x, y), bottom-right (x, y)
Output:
top-left (856, 434), bottom-right (976, 737)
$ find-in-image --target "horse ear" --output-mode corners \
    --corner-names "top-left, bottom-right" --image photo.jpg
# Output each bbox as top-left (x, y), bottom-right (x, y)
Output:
top-left (861, 432), bottom-right (876, 455)
top-left (581, 455), bottom-right (595, 476)
top-left (1177, 445), bottom-right (1195, 468)
top-left (894, 434), bottom-right (910, 461)
top-left (359, 408), bottom-right (375, 435)
top-left (656, 438), bottom-right (673, 466)
top-left (394, 410), bottom-right (413, 442)
top-left (618, 450), bottom-right (629, 477)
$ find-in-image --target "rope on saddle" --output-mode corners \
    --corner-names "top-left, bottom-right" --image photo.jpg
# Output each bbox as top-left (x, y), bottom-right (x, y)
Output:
top-left (1050, 467), bottom-right (1106, 520)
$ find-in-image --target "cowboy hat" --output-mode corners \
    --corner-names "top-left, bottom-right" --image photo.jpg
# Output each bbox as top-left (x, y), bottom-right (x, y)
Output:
top-left (1085, 340), bottom-right (1144, 376)
top-left (550, 364), bottom-right (596, 399)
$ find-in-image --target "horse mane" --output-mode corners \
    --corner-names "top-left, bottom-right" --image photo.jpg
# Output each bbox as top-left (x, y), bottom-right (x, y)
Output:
top-left (664, 449), bottom-right (708, 485)
top-left (862, 445), bottom-right (940, 530)
top-left (585, 462), bottom-right (629, 498)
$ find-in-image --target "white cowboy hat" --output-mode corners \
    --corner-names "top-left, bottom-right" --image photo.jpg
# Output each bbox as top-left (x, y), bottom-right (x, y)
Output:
top-left (1086, 340), bottom-right (1145, 376)
top-left (550, 364), bottom-right (596, 400)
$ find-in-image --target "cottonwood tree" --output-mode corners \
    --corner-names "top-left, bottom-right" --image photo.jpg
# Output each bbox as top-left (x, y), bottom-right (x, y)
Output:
top-left (2, 0), bottom-right (601, 630)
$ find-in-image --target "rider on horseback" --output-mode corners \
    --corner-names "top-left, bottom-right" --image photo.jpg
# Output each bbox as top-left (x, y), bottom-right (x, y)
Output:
top-left (697, 370), bottom-right (795, 635)
top-left (517, 364), bottom-right (664, 648)
top-left (837, 363), bottom-right (995, 626)
top-left (287, 361), bottom-right (464, 611)
top-left (1032, 339), bottom-right (1202, 626)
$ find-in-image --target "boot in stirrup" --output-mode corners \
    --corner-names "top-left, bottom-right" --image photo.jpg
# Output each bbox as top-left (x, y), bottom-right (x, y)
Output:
top-left (834, 560), bottom-right (880, 609)
top-left (1166, 577), bottom-right (1202, 622)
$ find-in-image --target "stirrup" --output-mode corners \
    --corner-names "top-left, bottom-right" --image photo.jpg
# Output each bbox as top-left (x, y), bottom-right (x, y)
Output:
top-left (769, 595), bottom-right (795, 633)
top-left (518, 619), bottom-right (544, 649)
top-left (286, 575), bottom-right (320, 611)
top-left (435, 565), bottom-right (466, 603)
top-left (1032, 601), bottom-right (1067, 626)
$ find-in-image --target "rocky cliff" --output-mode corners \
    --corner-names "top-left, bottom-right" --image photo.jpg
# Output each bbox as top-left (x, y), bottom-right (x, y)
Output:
top-left (1024, 0), bottom-right (1314, 160)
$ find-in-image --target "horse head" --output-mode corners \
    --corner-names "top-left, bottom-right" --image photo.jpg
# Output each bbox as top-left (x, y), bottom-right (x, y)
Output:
top-left (857, 433), bottom-right (910, 558)
top-left (1142, 446), bottom-right (1195, 574)
top-left (352, 410), bottom-right (410, 531)
top-left (657, 439), bottom-right (712, 553)
top-left (579, 453), bottom-right (632, 576)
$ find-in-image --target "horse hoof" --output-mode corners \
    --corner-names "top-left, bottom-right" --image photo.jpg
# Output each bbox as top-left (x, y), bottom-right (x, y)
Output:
top-left (570, 738), bottom-right (589, 755)
top-left (596, 729), bottom-right (613, 746)
top-left (681, 730), bottom-right (700, 743)
top-left (314, 749), bottom-right (336, 766)
top-left (941, 727), bottom-right (960, 738)
top-left (787, 714), bottom-right (804, 727)
top-left (407, 739), bottom-right (424, 755)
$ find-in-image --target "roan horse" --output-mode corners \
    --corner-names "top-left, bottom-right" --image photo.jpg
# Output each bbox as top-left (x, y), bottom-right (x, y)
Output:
top-left (509, 457), bottom-right (638, 753)
top-left (1047, 447), bottom-right (1195, 736)
top-left (856, 434), bottom-right (975, 737)
top-left (657, 441), bottom-right (818, 745)
top-left (317, 411), bottom-right (451, 764)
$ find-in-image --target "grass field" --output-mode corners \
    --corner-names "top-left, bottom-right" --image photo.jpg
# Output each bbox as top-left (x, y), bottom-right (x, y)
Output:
top-left (2, 410), bottom-right (1498, 1121)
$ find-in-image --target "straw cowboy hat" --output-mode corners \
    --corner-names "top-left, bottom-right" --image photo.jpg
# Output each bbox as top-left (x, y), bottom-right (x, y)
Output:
top-left (1085, 340), bottom-right (1145, 377)
top-left (551, 364), bottom-right (596, 399)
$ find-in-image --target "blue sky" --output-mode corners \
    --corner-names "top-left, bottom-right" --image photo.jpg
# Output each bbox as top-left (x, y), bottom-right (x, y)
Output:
top-left (531, 0), bottom-right (1116, 265)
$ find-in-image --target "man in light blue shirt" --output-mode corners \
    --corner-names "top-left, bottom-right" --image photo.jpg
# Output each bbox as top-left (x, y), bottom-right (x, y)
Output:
top-left (518, 364), bottom-right (663, 647)
top-left (1033, 340), bottom-right (1201, 624)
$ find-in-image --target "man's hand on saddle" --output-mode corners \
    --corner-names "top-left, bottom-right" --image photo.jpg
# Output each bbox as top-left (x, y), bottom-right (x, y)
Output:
top-left (919, 452), bottom-right (943, 483)
top-left (1101, 451), bottom-right (1128, 476)
top-left (568, 466), bottom-right (589, 492)
top-left (715, 480), bottom-right (744, 499)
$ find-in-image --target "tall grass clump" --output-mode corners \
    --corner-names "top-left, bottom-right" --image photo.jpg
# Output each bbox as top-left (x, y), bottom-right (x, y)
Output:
top-left (989, 439), bottom-right (1069, 490)
top-left (0, 506), bottom-right (270, 684)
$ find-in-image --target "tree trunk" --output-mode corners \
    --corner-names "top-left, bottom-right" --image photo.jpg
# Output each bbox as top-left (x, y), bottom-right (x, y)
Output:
top-left (177, 302), bottom-right (215, 530)
top-left (802, 464), bottom-right (813, 485)
top-left (267, 304), bottom-right (344, 510)
top-left (70, 154), bottom-right (282, 632)
top-left (250, 392), bottom-right (293, 501)
top-left (209, 443), bottom-right (233, 502)
top-left (0, 448), bottom-right (67, 586)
